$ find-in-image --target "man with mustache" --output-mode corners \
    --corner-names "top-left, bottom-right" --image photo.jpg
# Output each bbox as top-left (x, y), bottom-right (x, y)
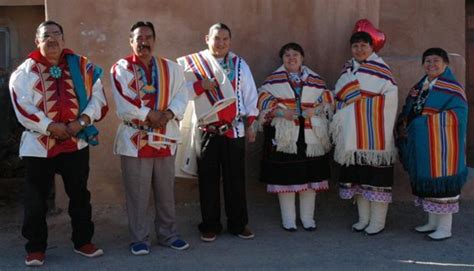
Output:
top-left (177, 23), bottom-right (259, 242)
top-left (110, 21), bottom-right (189, 255)
top-left (9, 21), bottom-right (108, 266)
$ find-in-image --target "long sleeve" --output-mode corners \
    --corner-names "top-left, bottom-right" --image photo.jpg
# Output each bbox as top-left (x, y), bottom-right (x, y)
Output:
top-left (110, 61), bottom-right (150, 121)
top-left (9, 64), bottom-right (53, 135)
top-left (257, 87), bottom-right (278, 111)
top-left (240, 61), bottom-right (259, 123)
top-left (82, 77), bottom-right (108, 124)
top-left (167, 65), bottom-right (189, 121)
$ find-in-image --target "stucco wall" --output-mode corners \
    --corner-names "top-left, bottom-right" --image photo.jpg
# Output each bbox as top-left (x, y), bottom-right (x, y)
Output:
top-left (41, 0), bottom-right (471, 202)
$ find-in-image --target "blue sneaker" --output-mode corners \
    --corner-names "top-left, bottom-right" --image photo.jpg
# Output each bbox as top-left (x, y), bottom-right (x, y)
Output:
top-left (169, 239), bottom-right (190, 250)
top-left (130, 242), bottom-right (149, 255)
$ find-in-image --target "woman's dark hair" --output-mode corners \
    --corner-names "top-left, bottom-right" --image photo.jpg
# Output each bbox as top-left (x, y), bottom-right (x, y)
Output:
top-left (209, 23), bottom-right (232, 38)
top-left (130, 21), bottom-right (156, 39)
top-left (279, 42), bottom-right (305, 58)
top-left (422, 47), bottom-right (449, 64)
top-left (350, 31), bottom-right (373, 45)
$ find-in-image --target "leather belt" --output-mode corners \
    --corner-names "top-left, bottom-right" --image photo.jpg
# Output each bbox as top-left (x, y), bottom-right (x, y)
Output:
top-left (200, 123), bottom-right (232, 135)
top-left (123, 120), bottom-right (151, 131)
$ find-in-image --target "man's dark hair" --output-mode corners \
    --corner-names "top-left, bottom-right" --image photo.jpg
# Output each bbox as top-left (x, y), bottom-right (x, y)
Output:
top-left (36, 20), bottom-right (64, 36)
top-left (130, 21), bottom-right (156, 39)
top-left (350, 31), bottom-right (373, 45)
top-left (279, 42), bottom-right (305, 58)
top-left (422, 47), bottom-right (449, 64)
top-left (208, 23), bottom-right (231, 38)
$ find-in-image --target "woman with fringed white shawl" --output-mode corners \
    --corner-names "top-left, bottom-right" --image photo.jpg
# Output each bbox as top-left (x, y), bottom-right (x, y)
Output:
top-left (258, 43), bottom-right (334, 231)
top-left (331, 32), bottom-right (398, 235)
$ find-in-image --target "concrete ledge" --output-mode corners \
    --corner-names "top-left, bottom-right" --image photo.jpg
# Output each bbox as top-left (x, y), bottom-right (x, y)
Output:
top-left (0, 0), bottom-right (43, 6)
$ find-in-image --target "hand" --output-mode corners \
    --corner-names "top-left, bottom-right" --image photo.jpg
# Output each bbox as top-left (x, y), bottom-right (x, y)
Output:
top-left (302, 107), bottom-right (316, 118)
top-left (201, 78), bottom-right (218, 91)
top-left (67, 120), bottom-right (83, 136)
top-left (157, 110), bottom-right (174, 129)
top-left (67, 115), bottom-right (90, 136)
top-left (396, 118), bottom-right (408, 139)
top-left (146, 110), bottom-right (162, 129)
top-left (275, 109), bottom-right (296, 121)
top-left (246, 129), bottom-right (256, 143)
top-left (146, 110), bottom-right (174, 129)
top-left (47, 122), bottom-right (71, 140)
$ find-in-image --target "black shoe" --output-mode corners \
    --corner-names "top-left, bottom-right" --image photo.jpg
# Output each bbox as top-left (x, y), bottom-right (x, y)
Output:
top-left (303, 226), bottom-right (317, 232)
top-left (282, 226), bottom-right (297, 232)
top-left (352, 226), bottom-right (366, 232)
top-left (365, 228), bottom-right (385, 236)
top-left (237, 227), bottom-right (255, 239)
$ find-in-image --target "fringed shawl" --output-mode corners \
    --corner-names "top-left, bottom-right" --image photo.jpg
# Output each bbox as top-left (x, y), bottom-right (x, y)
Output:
top-left (258, 65), bottom-right (334, 157)
top-left (177, 50), bottom-right (237, 125)
top-left (331, 53), bottom-right (398, 166)
top-left (397, 67), bottom-right (468, 197)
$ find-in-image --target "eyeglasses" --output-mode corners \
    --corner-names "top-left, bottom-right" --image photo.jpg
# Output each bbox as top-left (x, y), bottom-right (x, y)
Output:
top-left (37, 31), bottom-right (63, 41)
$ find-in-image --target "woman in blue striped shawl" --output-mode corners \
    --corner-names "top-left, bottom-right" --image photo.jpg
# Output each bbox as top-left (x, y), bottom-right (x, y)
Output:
top-left (396, 48), bottom-right (468, 240)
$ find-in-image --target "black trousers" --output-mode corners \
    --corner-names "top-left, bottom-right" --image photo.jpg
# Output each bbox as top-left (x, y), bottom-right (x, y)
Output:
top-left (197, 135), bottom-right (248, 234)
top-left (22, 147), bottom-right (94, 253)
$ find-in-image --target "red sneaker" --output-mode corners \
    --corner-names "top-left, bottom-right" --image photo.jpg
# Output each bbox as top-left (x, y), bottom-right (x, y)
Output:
top-left (25, 252), bottom-right (45, 266)
top-left (73, 243), bottom-right (104, 258)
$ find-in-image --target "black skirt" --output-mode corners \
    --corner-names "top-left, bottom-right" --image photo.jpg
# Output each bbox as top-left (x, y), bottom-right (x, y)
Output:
top-left (333, 162), bottom-right (394, 187)
top-left (260, 119), bottom-right (331, 185)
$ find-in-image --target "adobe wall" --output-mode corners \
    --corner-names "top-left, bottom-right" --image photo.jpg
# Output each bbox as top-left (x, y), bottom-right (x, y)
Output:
top-left (42, 0), bottom-right (472, 203)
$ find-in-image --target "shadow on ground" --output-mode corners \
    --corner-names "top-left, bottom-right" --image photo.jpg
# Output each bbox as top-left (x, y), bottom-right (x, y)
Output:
top-left (0, 176), bottom-right (473, 270)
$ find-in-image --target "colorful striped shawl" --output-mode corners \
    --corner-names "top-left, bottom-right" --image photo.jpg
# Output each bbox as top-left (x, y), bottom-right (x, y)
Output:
top-left (177, 50), bottom-right (237, 125)
top-left (398, 67), bottom-right (468, 197)
top-left (258, 65), bottom-right (334, 157)
top-left (125, 57), bottom-right (180, 148)
top-left (66, 54), bottom-right (105, 145)
top-left (331, 53), bottom-right (398, 166)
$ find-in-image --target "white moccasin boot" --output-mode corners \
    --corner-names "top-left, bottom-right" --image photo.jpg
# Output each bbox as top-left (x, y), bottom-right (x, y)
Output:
top-left (415, 212), bottom-right (438, 233)
top-left (278, 192), bottom-right (297, 231)
top-left (428, 213), bottom-right (452, 240)
top-left (299, 190), bottom-right (316, 230)
top-left (352, 195), bottom-right (370, 232)
top-left (364, 201), bottom-right (388, 235)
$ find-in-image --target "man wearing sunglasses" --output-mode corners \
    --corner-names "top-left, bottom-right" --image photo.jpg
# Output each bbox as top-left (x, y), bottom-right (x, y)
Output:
top-left (9, 20), bottom-right (108, 266)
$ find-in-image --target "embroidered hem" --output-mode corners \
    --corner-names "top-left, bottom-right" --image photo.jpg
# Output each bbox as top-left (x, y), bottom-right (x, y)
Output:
top-left (267, 180), bottom-right (329, 193)
top-left (415, 197), bottom-right (459, 214)
top-left (339, 184), bottom-right (392, 203)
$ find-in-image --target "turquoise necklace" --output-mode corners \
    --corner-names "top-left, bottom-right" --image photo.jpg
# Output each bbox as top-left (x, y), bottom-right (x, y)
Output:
top-left (219, 55), bottom-right (235, 81)
top-left (139, 58), bottom-right (158, 94)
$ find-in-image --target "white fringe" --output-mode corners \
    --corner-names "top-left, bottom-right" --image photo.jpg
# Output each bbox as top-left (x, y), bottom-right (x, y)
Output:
top-left (271, 117), bottom-right (298, 154)
top-left (330, 111), bottom-right (397, 166)
top-left (306, 116), bottom-right (332, 157)
top-left (334, 149), bottom-right (398, 166)
top-left (306, 143), bottom-right (330, 157)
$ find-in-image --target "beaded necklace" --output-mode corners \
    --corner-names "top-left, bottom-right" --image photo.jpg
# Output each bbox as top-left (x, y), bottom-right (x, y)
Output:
top-left (413, 79), bottom-right (431, 115)
top-left (218, 54), bottom-right (235, 81)
top-left (289, 72), bottom-right (304, 116)
top-left (139, 58), bottom-right (158, 94)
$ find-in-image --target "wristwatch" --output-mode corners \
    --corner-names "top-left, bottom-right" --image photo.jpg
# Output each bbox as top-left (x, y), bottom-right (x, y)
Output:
top-left (79, 118), bottom-right (87, 128)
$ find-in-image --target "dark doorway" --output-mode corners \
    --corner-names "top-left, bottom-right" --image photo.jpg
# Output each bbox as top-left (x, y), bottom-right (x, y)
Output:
top-left (466, 0), bottom-right (474, 166)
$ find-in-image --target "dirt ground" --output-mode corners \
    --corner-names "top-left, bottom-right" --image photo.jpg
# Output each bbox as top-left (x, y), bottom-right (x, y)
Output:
top-left (0, 176), bottom-right (473, 270)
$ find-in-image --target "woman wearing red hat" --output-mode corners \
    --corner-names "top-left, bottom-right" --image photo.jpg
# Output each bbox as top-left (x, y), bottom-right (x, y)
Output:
top-left (331, 31), bottom-right (398, 235)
